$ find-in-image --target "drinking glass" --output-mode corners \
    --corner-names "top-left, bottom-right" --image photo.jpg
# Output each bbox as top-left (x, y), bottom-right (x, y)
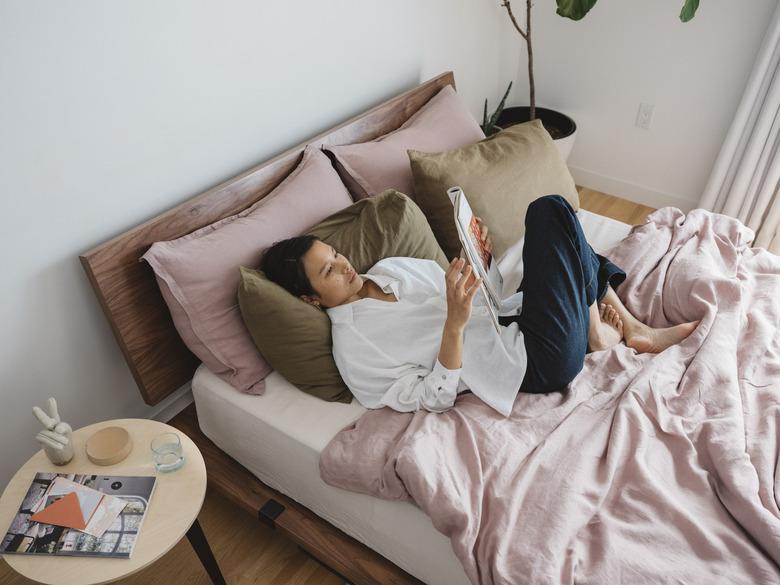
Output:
top-left (151, 432), bottom-right (185, 472)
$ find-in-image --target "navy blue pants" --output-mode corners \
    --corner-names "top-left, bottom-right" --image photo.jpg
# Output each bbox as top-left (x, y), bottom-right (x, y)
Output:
top-left (498, 195), bottom-right (626, 394)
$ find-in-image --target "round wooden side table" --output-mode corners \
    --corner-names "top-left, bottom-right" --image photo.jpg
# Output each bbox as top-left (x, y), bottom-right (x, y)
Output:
top-left (0, 418), bottom-right (227, 585)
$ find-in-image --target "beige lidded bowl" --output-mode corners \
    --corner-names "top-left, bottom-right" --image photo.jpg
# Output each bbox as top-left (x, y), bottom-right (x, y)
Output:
top-left (85, 426), bottom-right (133, 466)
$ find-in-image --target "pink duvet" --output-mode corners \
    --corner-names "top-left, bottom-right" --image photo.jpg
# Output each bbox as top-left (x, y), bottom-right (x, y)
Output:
top-left (319, 208), bottom-right (780, 585)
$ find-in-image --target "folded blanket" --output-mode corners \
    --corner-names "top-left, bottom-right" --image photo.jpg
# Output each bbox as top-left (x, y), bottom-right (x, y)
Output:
top-left (320, 208), bottom-right (780, 585)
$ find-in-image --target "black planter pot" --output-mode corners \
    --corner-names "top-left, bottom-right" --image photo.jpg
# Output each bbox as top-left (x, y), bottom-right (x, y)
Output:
top-left (496, 106), bottom-right (576, 141)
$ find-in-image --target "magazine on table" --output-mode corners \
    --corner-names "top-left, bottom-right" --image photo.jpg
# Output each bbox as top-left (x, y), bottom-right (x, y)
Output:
top-left (447, 186), bottom-right (504, 332)
top-left (29, 476), bottom-right (127, 538)
top-left (0, 472), bottom-right (156, 558)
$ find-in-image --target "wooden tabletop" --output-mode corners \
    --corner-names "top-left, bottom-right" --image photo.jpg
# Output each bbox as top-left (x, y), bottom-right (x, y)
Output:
top-left (0, 418), bottom-right (207, 585)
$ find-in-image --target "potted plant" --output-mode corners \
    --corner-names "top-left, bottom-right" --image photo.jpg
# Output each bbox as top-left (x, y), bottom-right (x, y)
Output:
top-left (485, 0), bottom-right (701, 161)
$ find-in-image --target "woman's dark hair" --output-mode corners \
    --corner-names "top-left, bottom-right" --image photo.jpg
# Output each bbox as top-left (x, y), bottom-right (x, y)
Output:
top-left (261, 235), bottom-right (321, 297)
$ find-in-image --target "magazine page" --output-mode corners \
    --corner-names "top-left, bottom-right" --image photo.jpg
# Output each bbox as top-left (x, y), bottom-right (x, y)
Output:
top-left (447, 186), bottom-right (504, 332)
top-left (0, 472), bottom-right (156, 559)
top-left (448, 187), bottom-right (504, 304)
top-left (464, 213), bottom-right (504, 305)
top-left (31, 476), bottom-right (127, 538)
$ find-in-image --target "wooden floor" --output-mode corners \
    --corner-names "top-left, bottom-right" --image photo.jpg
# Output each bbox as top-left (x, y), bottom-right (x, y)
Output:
top-left (577, 187), bottom-right (656, 225)
top-left (0, 188), bottom-right (654, 585)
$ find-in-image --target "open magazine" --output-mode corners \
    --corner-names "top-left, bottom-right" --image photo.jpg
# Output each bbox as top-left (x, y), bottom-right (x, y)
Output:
top-left (0, 472), bottom-right (156, 558)
top-left (447, 186), bottom-right (504, 332)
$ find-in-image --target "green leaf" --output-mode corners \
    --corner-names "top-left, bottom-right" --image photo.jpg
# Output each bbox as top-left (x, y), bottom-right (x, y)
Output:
top-left (556, 0), bottom-right (599, 21)
top-left (488, 81), bottom-right (513, 129)
top-left (680, 0), bottom-right (699, 22)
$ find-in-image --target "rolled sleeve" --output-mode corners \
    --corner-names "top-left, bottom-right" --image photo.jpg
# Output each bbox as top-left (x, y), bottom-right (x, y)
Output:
top-left (380, 360), bottom-right (462, 413)
top-left (430, 360), bottom-right (462, 393)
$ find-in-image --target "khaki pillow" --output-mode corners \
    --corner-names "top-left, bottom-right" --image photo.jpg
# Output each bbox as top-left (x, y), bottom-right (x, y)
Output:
top-left (408, 119), bottom-right (579, 260)
top-left (238, 190), bottom-right (448, 403)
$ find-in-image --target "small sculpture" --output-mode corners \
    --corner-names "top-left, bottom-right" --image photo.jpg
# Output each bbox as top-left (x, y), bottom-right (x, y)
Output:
top-left (33, 398), bottom-right (74, 465)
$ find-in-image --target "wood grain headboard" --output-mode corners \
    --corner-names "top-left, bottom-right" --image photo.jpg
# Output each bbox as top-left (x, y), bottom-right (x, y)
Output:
top-left (80, 71), bottom-right (456, 406)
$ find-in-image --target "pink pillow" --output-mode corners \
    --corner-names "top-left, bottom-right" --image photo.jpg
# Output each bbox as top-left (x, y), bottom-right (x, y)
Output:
top-left (142, 147), bottom-right (353, 394)
top-left (325, 85), bottom-right (485, 200)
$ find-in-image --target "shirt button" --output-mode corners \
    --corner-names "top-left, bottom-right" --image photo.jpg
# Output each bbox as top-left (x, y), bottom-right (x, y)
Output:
top-left (441, 375), bottom-right (446, 380)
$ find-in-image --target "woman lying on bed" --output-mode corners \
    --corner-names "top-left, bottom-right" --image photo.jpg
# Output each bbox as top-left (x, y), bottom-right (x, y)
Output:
top-left (262, 195), bottom-right (698, 415)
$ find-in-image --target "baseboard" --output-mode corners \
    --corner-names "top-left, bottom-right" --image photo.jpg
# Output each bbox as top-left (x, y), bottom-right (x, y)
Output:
top-left (569, 166), bottom-right (697, 212)
top-left (148, 382), bottom-right (194, 423)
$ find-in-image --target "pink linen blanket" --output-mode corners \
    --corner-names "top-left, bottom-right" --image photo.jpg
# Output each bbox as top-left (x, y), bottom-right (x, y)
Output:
top-left (319, 207), bottom-right (780, 585)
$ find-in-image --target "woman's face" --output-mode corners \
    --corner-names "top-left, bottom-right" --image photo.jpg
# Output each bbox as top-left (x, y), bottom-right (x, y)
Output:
top-left (300, 240), bottom-right (364, 308)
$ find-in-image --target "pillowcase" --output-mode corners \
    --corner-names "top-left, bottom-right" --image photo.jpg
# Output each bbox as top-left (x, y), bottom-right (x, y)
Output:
top-left (237, 189), bottom-right (448, 402)
top-left (237, 267), bottom-right (351, 402)
top-left (308, 190), bottom-right (449, 272)
top-left (325, 85), bottom-right (485, 200)
top-left (408, 119), bottom-right (580, 260)
top-left (142, 146), bottom-right (353, 394)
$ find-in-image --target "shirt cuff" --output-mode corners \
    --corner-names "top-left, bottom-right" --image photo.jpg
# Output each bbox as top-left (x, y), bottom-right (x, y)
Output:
top-left (498, 291), bottom-right (524, 316)
top-left (431, 360), bottom-right (462, 394)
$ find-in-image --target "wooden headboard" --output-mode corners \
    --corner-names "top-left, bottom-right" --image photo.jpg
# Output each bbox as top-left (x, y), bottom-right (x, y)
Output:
top-left (80, 71), bottom-right (456, 406)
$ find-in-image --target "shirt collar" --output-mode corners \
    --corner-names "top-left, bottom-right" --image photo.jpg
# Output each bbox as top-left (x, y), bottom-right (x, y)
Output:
top-left (363, 273), bottom-right (400, 298)
top-left (326, 272), bottom-right (400, 324)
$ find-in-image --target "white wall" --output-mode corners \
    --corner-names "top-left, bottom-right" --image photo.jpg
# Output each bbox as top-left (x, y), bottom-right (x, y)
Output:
top-left (500, 0), bottom-right (778, 210)
top-left (0, 1), bottom-right (517, 487)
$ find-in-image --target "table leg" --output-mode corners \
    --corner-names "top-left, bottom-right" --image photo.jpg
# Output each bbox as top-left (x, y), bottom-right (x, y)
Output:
top-left (186, 518), bottom-right (227, 585)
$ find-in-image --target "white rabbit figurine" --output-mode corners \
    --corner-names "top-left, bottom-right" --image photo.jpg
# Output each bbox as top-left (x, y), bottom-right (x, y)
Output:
top-left (33, 397), bottom-right (74, 465)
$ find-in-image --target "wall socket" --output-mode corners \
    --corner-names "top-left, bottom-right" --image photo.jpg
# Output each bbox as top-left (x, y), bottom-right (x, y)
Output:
top-left (636, 103), bottom-right (655, 130)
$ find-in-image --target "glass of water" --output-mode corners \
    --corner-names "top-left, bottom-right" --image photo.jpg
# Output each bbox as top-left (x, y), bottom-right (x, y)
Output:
top-left (151, 432), bottom-right (185, 472)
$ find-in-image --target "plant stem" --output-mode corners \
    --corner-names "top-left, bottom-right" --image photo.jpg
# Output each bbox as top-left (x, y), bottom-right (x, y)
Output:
top-left (502, 1), bottom-right (527, 39)
top-left (501, 1), bottom-right (535, 121)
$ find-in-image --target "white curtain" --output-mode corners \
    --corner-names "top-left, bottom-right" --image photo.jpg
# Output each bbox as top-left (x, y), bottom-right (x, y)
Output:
top-left (700, 2), bottom-right (780, 255)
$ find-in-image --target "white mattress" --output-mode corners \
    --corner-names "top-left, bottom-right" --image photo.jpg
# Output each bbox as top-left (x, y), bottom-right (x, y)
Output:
top-left (193, 209), bottom-right (635, 585)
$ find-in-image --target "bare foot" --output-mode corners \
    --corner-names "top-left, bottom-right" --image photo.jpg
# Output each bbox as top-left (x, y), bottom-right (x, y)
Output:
top-left (588, 303), bottom-right (624, 352)
top-left (623, 320), bottom-right (699, 354)
top-left (602, 303), bottom-right (624, 338)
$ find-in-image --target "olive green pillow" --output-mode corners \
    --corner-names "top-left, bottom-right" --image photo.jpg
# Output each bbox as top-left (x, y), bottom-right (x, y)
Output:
top-left (308, 189), bottom-right (449, 272)
top-left (237, 189), bottom-right (448, 403)
top-left (238, 267), bottom-right (350, 402)
top-left (408, 119), bottom-right (579, 260)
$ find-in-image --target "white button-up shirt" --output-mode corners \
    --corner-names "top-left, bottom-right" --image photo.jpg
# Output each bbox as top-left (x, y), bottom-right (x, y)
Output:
top-left (326, 257), bottom-right (527, 416)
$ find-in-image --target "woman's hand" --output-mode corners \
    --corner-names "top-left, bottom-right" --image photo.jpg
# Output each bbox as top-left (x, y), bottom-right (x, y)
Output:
top-left (474, 216), bottom-right (493, 255)
top-left (444, 258), bottom-right (482, 330)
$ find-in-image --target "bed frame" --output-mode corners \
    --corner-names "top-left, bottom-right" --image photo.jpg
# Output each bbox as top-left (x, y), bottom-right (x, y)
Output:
top-left (80, 72), bottom-right (456, 585)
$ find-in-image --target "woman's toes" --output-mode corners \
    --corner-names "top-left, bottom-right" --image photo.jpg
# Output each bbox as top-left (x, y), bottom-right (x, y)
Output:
top-left (599, 303), bottom-right (607, 319)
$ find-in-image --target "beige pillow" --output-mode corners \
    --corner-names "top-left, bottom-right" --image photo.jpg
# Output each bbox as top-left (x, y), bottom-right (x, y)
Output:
top-left (238, 190), bottom-right (447, 403)
top-left (408, 119), bottom-right (579, 260)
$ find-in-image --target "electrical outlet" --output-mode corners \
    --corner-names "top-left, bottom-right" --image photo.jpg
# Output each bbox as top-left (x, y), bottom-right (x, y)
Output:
top-left (636, 103), bottom-right (654, 130)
